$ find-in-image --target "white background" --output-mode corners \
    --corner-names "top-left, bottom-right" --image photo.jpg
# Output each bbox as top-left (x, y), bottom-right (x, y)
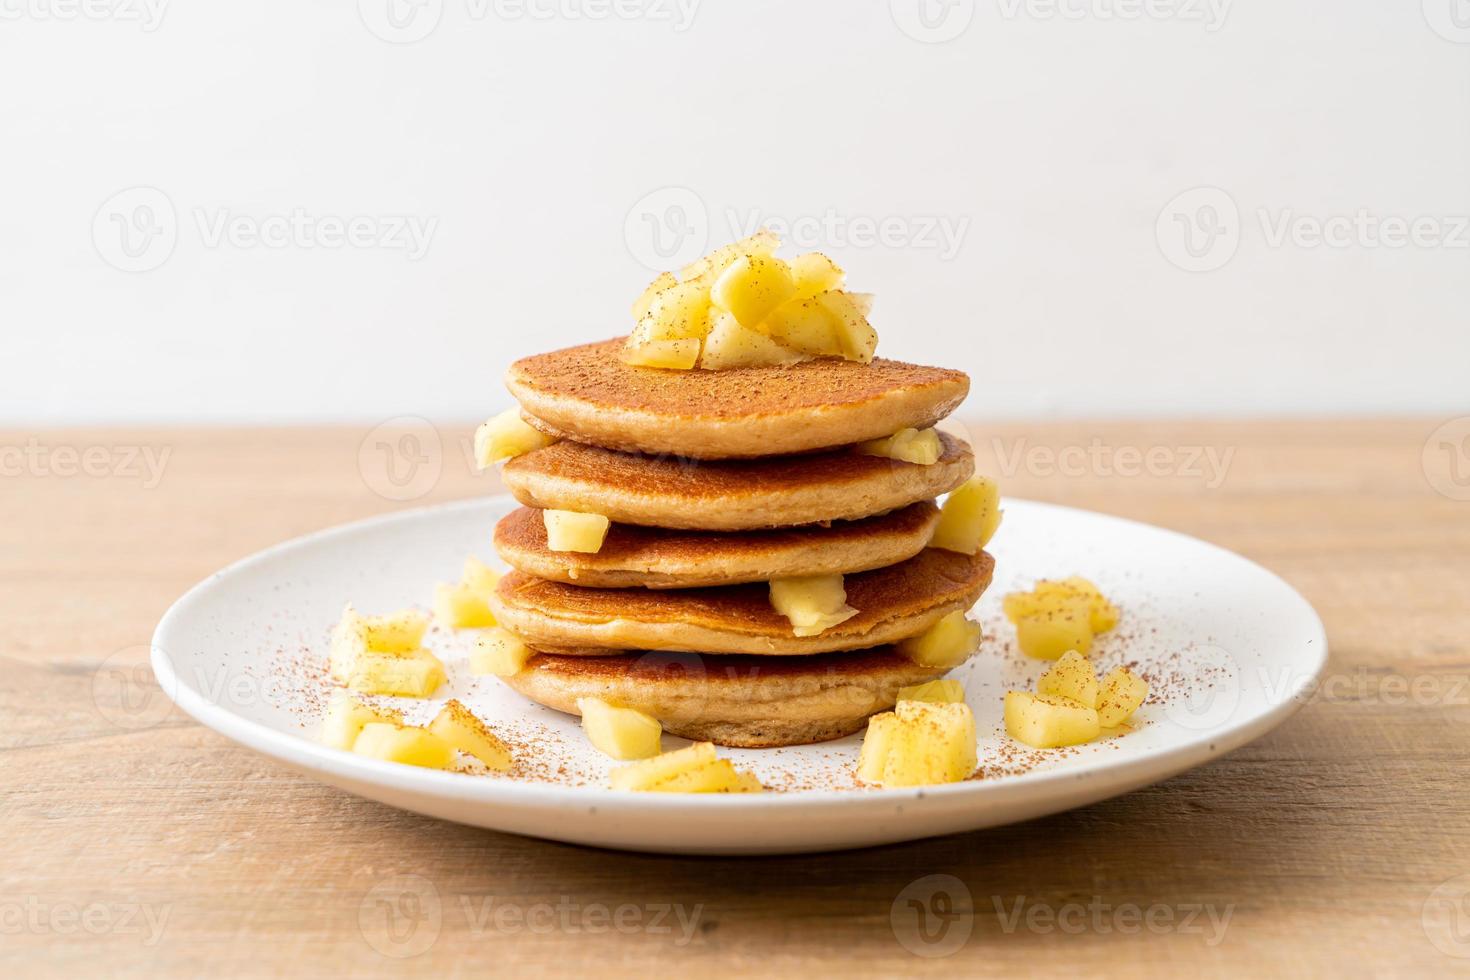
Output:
top-left (3, 0), bottom-right (1467, 424)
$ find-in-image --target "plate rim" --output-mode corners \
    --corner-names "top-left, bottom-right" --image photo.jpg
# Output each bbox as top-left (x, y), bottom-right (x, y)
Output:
top-left (151, 494), bottom-right (1329, 813)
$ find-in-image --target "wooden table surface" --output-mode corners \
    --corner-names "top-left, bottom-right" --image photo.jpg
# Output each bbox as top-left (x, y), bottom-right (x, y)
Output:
top-left (5, 419), bottom-right (1469, 977)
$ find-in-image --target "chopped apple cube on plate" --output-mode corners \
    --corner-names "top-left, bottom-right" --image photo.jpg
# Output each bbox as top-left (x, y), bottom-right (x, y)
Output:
top-left (352, 723), bottom-right (454, 769)
top-left (428, 699), bottom-right (512, 771)
top-left (344, 648), bottom-right (446, 698)
top-left (1004, 691), bottom-right (1101, 748)
top-left (1096, 667), bottom-right (1149, 727)
top-left (318, 689), bottom-right (403, 751)
top-left (858, 701), bottom-right (977, 787)
top-left (1037, 650), bottom-right (1098, 707)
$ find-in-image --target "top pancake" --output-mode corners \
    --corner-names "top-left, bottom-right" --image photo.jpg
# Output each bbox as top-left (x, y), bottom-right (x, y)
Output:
top-left (507, 338), bottom-right (970, 459)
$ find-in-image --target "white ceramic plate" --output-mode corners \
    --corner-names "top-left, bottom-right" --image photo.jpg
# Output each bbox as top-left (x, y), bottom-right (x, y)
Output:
top-left (152, 495), bottom-right (1326, 855)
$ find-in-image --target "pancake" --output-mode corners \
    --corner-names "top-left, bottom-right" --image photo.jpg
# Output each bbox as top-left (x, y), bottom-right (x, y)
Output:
top-left (493, 502), bottom-right (941, 589)
top-left (501, 431), bottom-right (973, 531)
top-left (506, 338), bottom-right (970, 459)
top-left (487, 547), bottom-right (993, 656)
top-left (500, 647), bottom-right (956, 747)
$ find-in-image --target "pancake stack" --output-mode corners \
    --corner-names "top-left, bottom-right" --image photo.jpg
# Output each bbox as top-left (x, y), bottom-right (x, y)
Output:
top-left (486, 338), bottom-right (994, 747)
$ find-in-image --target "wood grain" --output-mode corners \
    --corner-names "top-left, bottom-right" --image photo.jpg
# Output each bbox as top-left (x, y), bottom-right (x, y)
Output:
top-left (3, 420), bottom-right (1469, 976)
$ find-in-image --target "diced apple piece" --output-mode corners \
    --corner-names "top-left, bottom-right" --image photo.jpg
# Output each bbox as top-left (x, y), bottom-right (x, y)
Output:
top-left (470, 628), bottom-right (534, 676)
top-left (474, 409), bottom-right (557, 468)
top-left (359, 608), bottom-right (428, 653)
top-left (896, 678), bottom-right (965, 705)
top-left (649, 758), bottom-right (745, 793)
top-left (769, 574), bottom-right (858, 637)
top-left (731, 771), bottom-right (764, 793)
top-left (543, 509), bottom-right (611, 553)
top-left (319, 689), bottom-right (404, 751)
top-left (328, 604), bottom-right (429, 682)
top-left (818, 291), bottom-right (878, 363)
top-left (608, 741), bottom-right (718, 791)
top-left (789, 251), bottom-right (845, 298)
top-left (857, 712), bottom-right (900, 783)
top-left (630, 279), bottom-right (712, 345)
top-left (631, 270), bottom-right (677, 321)
top-left (1004, 691), bottom-right (1101, 748)
top-left (760, 298), bottom-right (844, 357)
top-left (1015, 604), bottom-right (1093, 660)
top-left (461, 556), bottom-right (500, 595)
top-left (344, 648), bottom-right (446, 698)
top-left (680, 229), bottom-right (780, 286)
top-left (434, 583), bottom-right (496, 628)
top-left (428, 699), bottom-right (512, 771)
top-left (931, 475), bottom-right (1001, 555)
top-left (1037, 650), bottom-right (1099, 707)
top-left (698, 311), bottom-right (803, 370)
top-left (711, 254), bottom-right (797, 329)
top-left (352, 723), bottom-right (453, 769)
top-left (1037, 577), bottom-right (1121, 633)
top-left (856, 427), bottom-right (942, 466)
top-left (880, 701), bottom-right (977, 787)
top-left (1096, 667), bottom-right (1149, 727)
top-left (620, 337), bottom-right (701, 370)
top-left (576, 697), bottom-right (663, 761)
top-left (896, 611), bottom-right (982, 668)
